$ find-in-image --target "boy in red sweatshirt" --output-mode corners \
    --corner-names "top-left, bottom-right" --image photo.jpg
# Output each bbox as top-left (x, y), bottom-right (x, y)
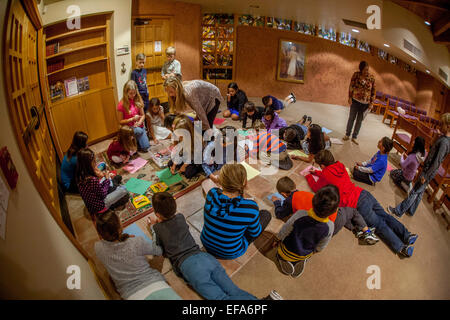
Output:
top-left (305, 150), bottom-right (418, 258)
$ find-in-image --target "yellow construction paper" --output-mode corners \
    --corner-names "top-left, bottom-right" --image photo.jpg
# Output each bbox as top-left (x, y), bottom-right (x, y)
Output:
top-left (240, 162), bottom-right (261, 181)
top-left (288, 150), bottom-right (308, 158)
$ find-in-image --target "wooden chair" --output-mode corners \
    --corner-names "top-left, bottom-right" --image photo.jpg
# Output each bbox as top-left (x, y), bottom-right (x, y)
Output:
top-left (392, 114), bottom-right (417, 154)
top-left (382, 98), bottom-right (399, 127)
top-left (427, 154), bottom-right (450, 204)
top-left (433, 184), bottom-right (450, 231)
top-left (372, 91), bottom-right (387, 115)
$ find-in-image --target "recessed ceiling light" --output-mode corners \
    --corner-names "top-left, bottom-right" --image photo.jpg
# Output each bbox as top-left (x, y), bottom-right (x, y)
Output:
top-left (352, 29), bottom-right (359, 33)
top-left (384, 43), bottom-right (390, 47)
top-left (424, 21), bottom-right (431, 26)
top-left (411, 60), bottom-right (416, 63)
top-left (426, 70), bottom-right (430, 74)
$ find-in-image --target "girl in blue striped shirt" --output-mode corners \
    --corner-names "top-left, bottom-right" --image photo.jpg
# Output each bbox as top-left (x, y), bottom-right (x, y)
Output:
top-left (201, 163), bottom-right (272, 259)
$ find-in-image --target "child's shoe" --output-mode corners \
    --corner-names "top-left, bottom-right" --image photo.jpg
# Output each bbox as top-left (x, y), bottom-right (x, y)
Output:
top-left (407, 234), bottom-right (418, 245)
top-left (387, 206), bottom-right (402, 218)
top-left (263, 290), bottom-right (284, 300)
top-left (362, 229), bottom-right (379, 245)
top-left (400, 245), bottom-right (414, 258)
top-left (291, 259), bottom-right (307, 278)
top-left (277, 253), bottom-right (294, 275)
top-left (290, 92), bottom-right (296, 102)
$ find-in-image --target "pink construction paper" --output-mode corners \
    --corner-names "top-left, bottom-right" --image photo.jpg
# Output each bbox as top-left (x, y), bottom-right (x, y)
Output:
top-left (299, 165), bottom-right (321, 177)
top-left (213, 118), bottom-right (225, 125)
top-left (123, 157), bottom-right (148, 174)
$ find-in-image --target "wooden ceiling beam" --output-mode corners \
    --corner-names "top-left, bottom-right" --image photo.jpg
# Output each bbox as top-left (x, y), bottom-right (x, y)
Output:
top-left (393, 0), bottom-right (449, 11)
top-left (433, 14), bottom-right (450, 37)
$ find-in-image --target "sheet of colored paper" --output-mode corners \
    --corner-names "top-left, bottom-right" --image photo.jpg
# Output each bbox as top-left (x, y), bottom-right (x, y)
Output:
top-left (387, 163), bottom-right (394, 172)
top-left (213, 118), bottom-right (225, 125)
top-left (299, 165), bottom-right (321, 177)
top-left (322, 127), bottom-right (332, 134)
top-left (123, 157), bottom-right (148, 174)
top-left (124, 223), bottom-right (152, 243)
top-left (288, 150), bottom-right (308, 158)
top-left (241, 161), bottom-right (260, 181)
top-left (125, 178), bottom-right (152, 195)
top-left (346, 167), bottom-right (352, 178)
top-left (186, 112), bottom-right (196, 118)
top-left (156, 167), bottom-right (183, 185)
top-left (330, 138), bottom-right (344, 145)
top-left (238, 129), bottom-right (252, 137)
top-left (267, 192), bottom-right (285, 203)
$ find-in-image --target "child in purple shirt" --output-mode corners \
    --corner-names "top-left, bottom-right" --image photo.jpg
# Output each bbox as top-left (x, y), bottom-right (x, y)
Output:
top-left (390, 136), bottom-right (425, 192)
top-left (262, 108), bottom-right (287, 132)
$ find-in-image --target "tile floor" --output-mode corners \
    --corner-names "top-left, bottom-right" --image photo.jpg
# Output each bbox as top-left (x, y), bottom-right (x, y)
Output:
top-left (67, 98), bottom-right (450, 300)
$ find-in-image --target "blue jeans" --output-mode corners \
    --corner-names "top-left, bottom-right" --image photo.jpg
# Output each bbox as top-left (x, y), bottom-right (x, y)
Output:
top-left (104, 186), bottom-right (128, 209)
top-left (179, 252), bottom-right (257, 300)
top-left (294, 123), bottom-right (308, 136)
top-left (133, 126), bottom-right (150, 150)
top-left (357, 190), bottom-right (411, 253)
top-left (394, 180), bottom-right (427, 217)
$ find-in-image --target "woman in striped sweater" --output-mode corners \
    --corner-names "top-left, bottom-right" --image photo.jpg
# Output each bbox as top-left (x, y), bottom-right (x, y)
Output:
top-left (201, 163), bottom-right (272, 259)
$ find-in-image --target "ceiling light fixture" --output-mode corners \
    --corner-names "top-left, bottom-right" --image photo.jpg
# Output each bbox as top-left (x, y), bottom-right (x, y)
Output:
top-left (352, 28), bottom-right (359, 33)
top-left (426, 70), bottom-right (430, 74)
top-left (383, 43), bottom-right (390, 47)
top-left (411, 60), bottom-right (416, 63)
top-left (424, 21), bottom-right (431, 26)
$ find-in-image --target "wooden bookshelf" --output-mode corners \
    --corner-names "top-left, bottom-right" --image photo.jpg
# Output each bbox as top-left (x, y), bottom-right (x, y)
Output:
top-left (43, 13), bottom-right (117, 160)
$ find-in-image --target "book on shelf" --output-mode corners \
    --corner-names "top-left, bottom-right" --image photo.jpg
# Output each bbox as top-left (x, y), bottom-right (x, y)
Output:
top-left (49, 80), bottom-right (65, 102)
top-left (64, 77), bottom-right (79, 97)
top-left (47, 60), bottom-right (64, 73)
top-left (77, 77), bottom-right (90, 93)
top-left (46, 42), bottom-right (60, 56)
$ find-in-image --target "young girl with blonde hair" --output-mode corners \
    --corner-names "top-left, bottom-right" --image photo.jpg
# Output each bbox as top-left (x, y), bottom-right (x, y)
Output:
top-left (200, 163), bottom-right (272, 259)
top-left (117, 80), bottom-right (150, 152)
top-left (164, 76), bottom-right (223, 131)
top-left (167, 114), bottom-right (202, 179)
top-left (107, 126), bottom-right (138, 164)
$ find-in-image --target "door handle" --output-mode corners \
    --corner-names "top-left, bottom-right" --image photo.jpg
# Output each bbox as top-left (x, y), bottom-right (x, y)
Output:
top-left (22, 105), bottom-right (43, 144)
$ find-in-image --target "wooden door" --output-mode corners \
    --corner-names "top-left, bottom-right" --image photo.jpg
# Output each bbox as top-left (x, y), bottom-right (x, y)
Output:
top-left (132, 17), bottom-right (173, 103)
top-left (4, 0), bottom-right (59, 213)
top-left (49, 98), bottom-right (88, 152)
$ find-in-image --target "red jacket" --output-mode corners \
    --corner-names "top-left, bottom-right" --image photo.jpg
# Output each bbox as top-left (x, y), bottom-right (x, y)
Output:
top-left (305, 161), bottom-right (362, 208)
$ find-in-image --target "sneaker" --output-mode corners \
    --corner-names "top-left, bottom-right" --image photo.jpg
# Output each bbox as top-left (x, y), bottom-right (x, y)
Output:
top-left (290, 92), bottom-right (296, 102)
top-left (307, 116), bottom-right (312, 123)
top-left (400, 245), bottom-right (414, 258)
top-left (387, 206), bottom-right (402, 218)
top-left (277, 254), bottom-right (294, 275)
top-left (300, 114), bottom-right (307, 124)
top-left (343, 135), bottom-right (350, 141)
top-left (264, 290), bottom-right (284, 300)
top-left (351, 138), bottom-right (359, 145)
top-left (407, 234), bottom-right (418, 245)
top-left (291, 259), bottom-right (307, 278)
top-left (363, 230), bottom-right (379, 245)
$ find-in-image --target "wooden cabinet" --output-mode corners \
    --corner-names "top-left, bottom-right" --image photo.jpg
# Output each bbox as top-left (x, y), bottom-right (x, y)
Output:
top-left (43, 13), bottom-right (117, 159)
top-left (49, 87), bottom-right (118, 153)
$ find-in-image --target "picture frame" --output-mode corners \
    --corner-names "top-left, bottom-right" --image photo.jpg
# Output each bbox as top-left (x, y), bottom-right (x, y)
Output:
top-left (277, 39), bottom-right (306, 84)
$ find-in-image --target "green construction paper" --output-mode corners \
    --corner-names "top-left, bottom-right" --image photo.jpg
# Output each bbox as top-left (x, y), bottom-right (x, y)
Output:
top-left (156, 167), bottom-right (183, 185)
top-left (238, 129), bottom-right (252, 137)
top-left (125, 178), bottom-right (152, 195)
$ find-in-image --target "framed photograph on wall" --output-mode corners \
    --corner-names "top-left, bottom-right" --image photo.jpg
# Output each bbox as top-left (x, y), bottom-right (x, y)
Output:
top-left (277, 39), bottom-right (306, 83)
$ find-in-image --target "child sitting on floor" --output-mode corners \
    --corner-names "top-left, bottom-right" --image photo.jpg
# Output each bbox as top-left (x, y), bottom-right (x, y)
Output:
top-left (61, 131), bottom-right (88, 193)
top-left (76, 148), bottom-right (129, 217)
top-left (94, 209), bottom-right (181, 300)
top-left (201, 163), bottom-right (272, 260)
top-left (272, 177), bottom-right (378, 244)
top-left (274, 185), bottom-right (338, 278)
top-left (107, 126), bottom-right (137, 165)
top-left (390, 136), bottom-right (425, 192)
top-left (353, 136), bottom-right (393, 186)
top-left (202, 127), bottom-right (243, 184)
top-left (262, 108), bottom-right (287, 132)
top-left (291, 124), bottom-right (331, 163)
top-left (145, 97), bottom-right (172, 145)
top-left (148, 192), bottom-right (282, 300)
top-left (168, 114), bottom-right (203, 179)
top-left (241, 101), bottom-right (264, 130)
top-left (262, 93), bottom-right (296, 113)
